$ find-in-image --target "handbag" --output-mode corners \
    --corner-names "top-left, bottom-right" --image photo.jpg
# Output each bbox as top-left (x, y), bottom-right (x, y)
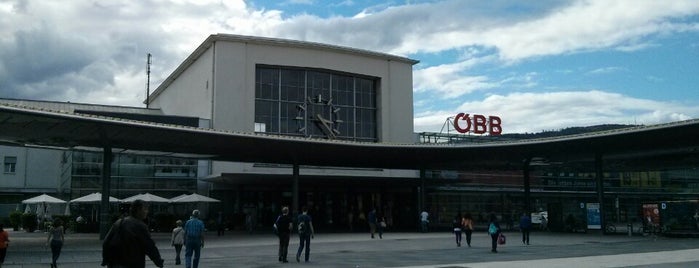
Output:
top-left (380, 221), bottom-right (387, 228)
top-left (497, 233), bottom-right (506, 245)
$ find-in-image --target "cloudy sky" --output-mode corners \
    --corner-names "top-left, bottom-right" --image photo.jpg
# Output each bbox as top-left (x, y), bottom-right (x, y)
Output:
top-left (1, 0), bottom-right (697, 134)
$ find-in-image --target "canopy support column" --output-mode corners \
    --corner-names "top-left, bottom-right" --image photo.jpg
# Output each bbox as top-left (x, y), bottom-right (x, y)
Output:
top-left (99, 146), bottom-right (112, 240)
top-left (523, 158), bottom-right (532, 215)
top-left (418, 168), bottom-right (426, 220)
top-left (595, 153), bottom-right (606, 235)
top-left (292, 163), bottom-right (299, 215)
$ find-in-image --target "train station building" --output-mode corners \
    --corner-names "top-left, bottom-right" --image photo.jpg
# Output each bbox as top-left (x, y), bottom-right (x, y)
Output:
top-left (1, 34), bottom-right (698, 234)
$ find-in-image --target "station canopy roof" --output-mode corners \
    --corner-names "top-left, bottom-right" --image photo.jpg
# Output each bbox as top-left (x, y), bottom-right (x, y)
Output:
top-left (1, 103), bottom-right (699, 171)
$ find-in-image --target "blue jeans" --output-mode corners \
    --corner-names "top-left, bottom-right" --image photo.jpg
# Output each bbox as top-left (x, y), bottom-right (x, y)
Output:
top-left (185, 239), bottom-right (202, 268)
top-left (296, 234), bottom-right (311, 261)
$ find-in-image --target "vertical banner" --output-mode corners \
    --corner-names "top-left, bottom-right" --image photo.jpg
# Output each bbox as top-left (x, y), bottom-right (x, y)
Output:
top-left (586, 203), bottom-right (601, 229)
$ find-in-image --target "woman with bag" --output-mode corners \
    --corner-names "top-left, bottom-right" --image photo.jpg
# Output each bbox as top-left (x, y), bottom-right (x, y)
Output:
top-left (461, 213), bottom-right (474, 247)
top-left (171, 220), bottom-right (184, 265)
top-left (487, 213), bottom-right (501, 253)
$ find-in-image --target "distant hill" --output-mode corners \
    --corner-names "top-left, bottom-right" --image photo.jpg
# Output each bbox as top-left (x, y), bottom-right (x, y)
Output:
top-left (502, 124), bottom-right (637, 139)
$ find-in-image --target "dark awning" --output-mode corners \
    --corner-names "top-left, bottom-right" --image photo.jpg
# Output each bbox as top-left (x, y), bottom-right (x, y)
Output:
top-left (1, 103), bottom-right (698, 170)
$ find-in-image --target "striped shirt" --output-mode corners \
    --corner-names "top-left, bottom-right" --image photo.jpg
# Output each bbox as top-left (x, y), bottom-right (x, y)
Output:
top-left (184, 218), bottom-right (205, 239)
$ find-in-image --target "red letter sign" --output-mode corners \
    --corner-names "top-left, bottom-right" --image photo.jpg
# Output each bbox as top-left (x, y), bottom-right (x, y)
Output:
top-left (454, 113), bottom-right (471, 133)
top-left (489, 116), bottom-right (502, 135)
top-left (473, 114), bottom-right (487, 134)
top-left (452, 113), bottom-right (502, 135)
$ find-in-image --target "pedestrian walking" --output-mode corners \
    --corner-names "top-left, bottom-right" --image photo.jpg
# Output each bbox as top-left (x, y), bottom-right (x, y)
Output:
top-left (171, 220), bottom-right (184, 265)
top-left (0, 223), bottom-right (8, 267)
top-left (368, 208), bottom-right (378, 239)
top-left (420, 209), bottom-right (429, 232)
top-left (102, 199), bottom-right (164, 268)
top-left (487, 213), bottom-right (501, 253)
top-left (184, 209), bottom-right (206, 268)
top-left (47, 218), bottom-right (65, 268)
top-left (377, 215), bottom-right (386, 239)
top-left (519, 213), bottom-right (532, 245)
top-left (452, 214), bottom-right (462, 247)
top-left (296, 206), bottom-right (315, 262)
top-left (540, 215), bottom-right (548, 231)
top-left (461, 213), bottom-right (474, 247)
top-left (275, 206), bottom-right (293, 262)
top-left (217, 211), bottom-right (225, 236)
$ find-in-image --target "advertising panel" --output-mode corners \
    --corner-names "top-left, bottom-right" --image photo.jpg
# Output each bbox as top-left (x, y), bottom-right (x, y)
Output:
top-left (642, 203), bottom-right (660, 226)
top-left (586, 203), bottom-right (601, 229)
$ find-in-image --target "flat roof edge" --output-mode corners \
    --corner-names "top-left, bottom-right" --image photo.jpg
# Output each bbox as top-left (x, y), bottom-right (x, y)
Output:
top-left (148, 34), bottom-right (419, 104)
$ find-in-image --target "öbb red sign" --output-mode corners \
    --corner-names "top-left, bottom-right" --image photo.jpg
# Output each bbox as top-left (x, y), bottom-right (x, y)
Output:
top-left (453, 113), bottom-right (502, 135)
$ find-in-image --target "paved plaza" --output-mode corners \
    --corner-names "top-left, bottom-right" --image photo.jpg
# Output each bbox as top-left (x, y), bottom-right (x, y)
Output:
top-left (2, 229), bottom-right (698, 267)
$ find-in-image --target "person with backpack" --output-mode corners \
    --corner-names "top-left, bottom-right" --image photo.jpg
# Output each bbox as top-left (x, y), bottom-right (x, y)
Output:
top-left (101, 199), bottom-right (164, 268)
top-left (275, 206), bottom-right (293, 263)
top-left (487, 213), bottom-right (502, 253)
top-left (296, 206), bottom-right (315, 262)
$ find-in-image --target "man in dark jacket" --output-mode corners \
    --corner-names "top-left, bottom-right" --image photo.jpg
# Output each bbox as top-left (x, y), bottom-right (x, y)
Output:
top-left (276, 206), bottom-right (293, 262)
top-left (102, 200), bottom-right (164, 268)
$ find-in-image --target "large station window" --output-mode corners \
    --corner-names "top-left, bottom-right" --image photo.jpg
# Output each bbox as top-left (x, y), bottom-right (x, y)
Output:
top-left (254, 66), bottom-right (378, 142)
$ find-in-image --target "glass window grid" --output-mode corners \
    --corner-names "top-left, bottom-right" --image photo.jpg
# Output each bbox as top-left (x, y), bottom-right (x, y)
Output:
top-left (255, 66), bottom-right (377, 142)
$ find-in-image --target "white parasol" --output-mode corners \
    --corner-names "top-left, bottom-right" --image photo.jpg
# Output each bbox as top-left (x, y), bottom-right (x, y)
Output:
top-left (122, 193), bottom-right (171, 203)
top-left (170, 193), bottom-right (220, 203)
top-left (21, 194), bottom-right (66, 204)
top-left (70, 192), bottom-right (121, 203)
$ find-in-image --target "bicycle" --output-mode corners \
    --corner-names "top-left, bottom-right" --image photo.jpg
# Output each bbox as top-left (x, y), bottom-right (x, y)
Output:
top-left (605, 222), bottom-right (616, 233)
top-left (639, 223), bottom-right (661, 239)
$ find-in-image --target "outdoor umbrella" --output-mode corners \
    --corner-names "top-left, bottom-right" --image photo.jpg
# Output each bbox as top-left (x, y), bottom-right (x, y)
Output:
top-left (70, 193), bottom-right (121, 203)
top-left (122, 193), bottom-right (171, 203)
top-left (21, 194), bottom-right (67, 204)
top-left (70, 193), bottom-right (121, 222)
top-left (170, 193), bottom-right (220, 203)
top-left (170, 194), bottom-right (189, 202)
top-left (170, 193), bottom-right (220, 219)
top-left (22, 194), bottom-right (67, 219)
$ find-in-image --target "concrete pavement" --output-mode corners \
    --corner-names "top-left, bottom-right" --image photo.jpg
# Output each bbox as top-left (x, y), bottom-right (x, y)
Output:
top-left (2, 229), bottom-right (698, 267)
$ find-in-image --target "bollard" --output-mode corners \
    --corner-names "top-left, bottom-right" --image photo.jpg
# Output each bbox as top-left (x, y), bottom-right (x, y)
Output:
top-left (627, 223), bottom-right (632, 236)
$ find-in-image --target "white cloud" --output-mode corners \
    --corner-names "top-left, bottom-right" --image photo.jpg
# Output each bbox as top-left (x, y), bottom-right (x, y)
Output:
top-left (413, 57), bottom-right (497, 97)
top-left (366, 0), bottom-right (699, 62)
top-left (0, 0), bottom-right (279, 106)
top-left (413, 58), bottom-right (538, 98)
top-left (587, 67), bottom-right (627, 75)
top-left (0, 0), bottom-right (697, 122)
top-left (414, 90), bottom-right (699, 133)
